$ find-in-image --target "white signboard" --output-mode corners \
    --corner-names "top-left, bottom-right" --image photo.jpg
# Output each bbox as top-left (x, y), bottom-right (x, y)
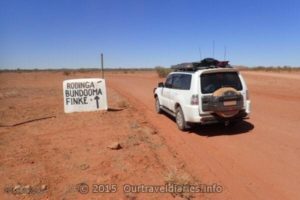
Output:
top-left (63, 78), bottom-right (108, 113)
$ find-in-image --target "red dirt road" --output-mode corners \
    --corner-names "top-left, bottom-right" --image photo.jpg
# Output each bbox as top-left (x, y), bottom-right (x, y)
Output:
top-left (107, 71), bottom-right (300, 200)
top-left (1, 70), bottom-right (299, 200)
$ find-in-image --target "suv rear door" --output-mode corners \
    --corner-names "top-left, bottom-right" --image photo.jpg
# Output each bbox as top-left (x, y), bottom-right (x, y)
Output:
top-left (199, 71), bottom-right (243, 113)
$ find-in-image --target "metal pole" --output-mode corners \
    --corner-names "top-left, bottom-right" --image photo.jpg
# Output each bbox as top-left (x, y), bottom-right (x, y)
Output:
top-left (101, 53), bottom-right (104, 78)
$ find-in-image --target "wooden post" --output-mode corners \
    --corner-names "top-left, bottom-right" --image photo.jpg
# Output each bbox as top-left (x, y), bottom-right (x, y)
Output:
top-left (101, 53), bottom-right (104, 78)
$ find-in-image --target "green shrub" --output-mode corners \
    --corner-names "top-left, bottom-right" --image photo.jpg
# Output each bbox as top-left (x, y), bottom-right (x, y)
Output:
top-left (155, 66), bottom-right (172, 78)
top-left (63, 71), bottom-right (71, 76)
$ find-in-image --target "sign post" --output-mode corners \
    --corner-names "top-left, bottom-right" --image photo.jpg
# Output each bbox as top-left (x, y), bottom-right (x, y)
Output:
top-left (63, 78), bottom-right (108, 113)
top-left (101, 53), bottom-right (104, 78)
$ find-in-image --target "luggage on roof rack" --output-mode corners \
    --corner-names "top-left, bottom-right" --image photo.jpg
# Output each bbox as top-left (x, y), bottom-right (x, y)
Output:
top-left (171, 58), bottom-right (231, 71)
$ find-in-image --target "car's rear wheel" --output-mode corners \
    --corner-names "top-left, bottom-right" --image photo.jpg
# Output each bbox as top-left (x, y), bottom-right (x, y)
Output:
top-left (155, 97), bottom-right (162, 114)
top-left (176, 107), bottom-right (188, 131)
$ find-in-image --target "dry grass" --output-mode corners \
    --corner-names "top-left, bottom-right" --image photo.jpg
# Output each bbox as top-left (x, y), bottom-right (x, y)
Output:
top-left (155, 66), bottom-right (172, 78)
top-left (117, 100), bottom-right (129, 108)
top-left (164, 168), bottom-right (195, 199)
top-left (236, 66), bottom-right (300, 72)
top-left (63, 71), bottom-right (71, 76)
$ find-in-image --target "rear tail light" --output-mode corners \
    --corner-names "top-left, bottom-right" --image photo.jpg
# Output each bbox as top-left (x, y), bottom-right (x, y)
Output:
top-left (191, 94), bottom-right (199, 105)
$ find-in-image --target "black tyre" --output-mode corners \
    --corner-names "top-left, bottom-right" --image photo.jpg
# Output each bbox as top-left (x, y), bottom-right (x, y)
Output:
top-left (175, 107), bottom-right (189, 131)
top-left (155, 97), bottom-right (162, 114)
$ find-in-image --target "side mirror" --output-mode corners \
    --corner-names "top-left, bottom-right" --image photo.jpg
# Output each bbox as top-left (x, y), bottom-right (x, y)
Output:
top-left (158, 82), bottom-right (164, 87)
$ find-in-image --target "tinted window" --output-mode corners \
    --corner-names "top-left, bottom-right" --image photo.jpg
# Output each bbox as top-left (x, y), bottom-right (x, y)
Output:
top-left (165, 75), bottom-right (173, 88)
top-left (172, 74), bottom-right (192, 90)
top-left (201, 72), bottom-right (242, 94)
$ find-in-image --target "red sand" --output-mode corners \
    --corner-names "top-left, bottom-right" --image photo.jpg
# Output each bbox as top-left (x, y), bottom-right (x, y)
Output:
top-left (0, 70), bottom-right (299, 200)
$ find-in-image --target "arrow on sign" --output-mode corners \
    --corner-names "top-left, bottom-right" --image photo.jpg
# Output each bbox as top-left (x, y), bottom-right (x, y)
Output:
top-left (94, 96), bottom-right (100, 108)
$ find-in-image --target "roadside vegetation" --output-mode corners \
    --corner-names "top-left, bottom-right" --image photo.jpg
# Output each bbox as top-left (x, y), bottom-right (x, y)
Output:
top-left (1, 66), bottom-right (300, 75)
top-left (155, 66), bottom-right (173, 78)
top-left (235, 65), bottom-right (300, 72)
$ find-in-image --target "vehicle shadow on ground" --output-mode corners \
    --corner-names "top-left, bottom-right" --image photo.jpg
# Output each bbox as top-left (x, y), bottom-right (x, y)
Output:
top-left (107, 107), bottom-right (125, 112)
top-left (189, 120), bottom-right (254, 137)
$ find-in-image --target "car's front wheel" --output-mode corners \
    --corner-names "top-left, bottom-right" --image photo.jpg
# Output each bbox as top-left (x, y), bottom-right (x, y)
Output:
top-left (175, 106), bottom-right (188, 131)
top-left (155, 97), bottom-right (162, 114)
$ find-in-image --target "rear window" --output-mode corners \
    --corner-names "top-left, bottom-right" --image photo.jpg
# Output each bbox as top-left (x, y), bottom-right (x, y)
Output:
top-left (172, 74), bottom-right (192, 90)
top-left (201, 72), bottom-right (242, 94)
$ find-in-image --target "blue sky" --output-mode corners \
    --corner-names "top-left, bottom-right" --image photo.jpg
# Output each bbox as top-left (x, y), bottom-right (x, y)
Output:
top-left (0, 0), bottom-right (300, 69)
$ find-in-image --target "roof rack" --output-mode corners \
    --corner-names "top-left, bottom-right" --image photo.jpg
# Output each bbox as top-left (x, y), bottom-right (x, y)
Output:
top-left (171, 58), bottom-right (232, 72)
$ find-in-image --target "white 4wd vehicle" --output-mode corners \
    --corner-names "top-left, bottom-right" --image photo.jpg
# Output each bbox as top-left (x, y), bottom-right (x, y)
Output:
top-left (154, 58), bottom-right (251, 131)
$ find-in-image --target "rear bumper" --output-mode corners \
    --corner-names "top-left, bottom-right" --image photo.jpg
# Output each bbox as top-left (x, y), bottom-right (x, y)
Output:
top-left (199, 110), bottom-right (249, 124)
top-left (245, 100), bottom-right (251, 114)
top-left (182, 105), bottom-right (202, 122)
top-left (182, 104), bottom-right (248, 124)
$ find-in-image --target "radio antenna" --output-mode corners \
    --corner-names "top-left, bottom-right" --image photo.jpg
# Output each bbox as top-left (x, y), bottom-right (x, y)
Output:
top-left (198, 47), bottom-right (202, 61)
top-left (224, 46), bottom-right (227, 60)
top-left (212, 40), bottom-right (215, 58)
